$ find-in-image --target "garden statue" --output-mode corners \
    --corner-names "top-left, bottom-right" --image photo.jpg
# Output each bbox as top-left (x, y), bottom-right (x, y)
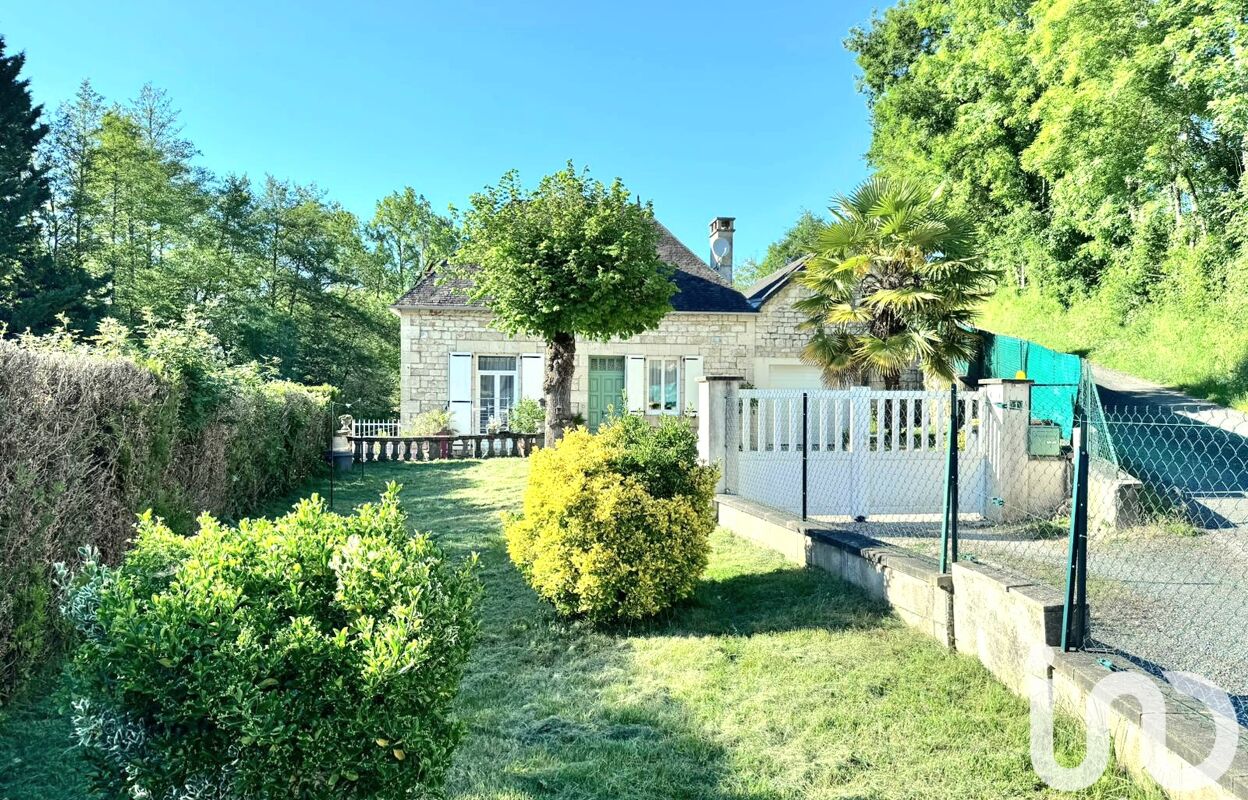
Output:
top-left (331, 414), bottom-right (354, 471)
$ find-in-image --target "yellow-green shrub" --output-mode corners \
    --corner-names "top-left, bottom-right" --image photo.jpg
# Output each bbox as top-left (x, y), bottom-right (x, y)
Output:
top-left (504, 417), bottom-right (717, 622)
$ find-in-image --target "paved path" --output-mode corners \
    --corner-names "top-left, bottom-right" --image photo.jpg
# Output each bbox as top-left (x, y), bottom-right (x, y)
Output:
top-left (1083, 364), bottom-right (1248, 719)
top-left (1092, 364), bottom-right (1248, 528)
top-left (1090, 364), bottom-right (1215, 409)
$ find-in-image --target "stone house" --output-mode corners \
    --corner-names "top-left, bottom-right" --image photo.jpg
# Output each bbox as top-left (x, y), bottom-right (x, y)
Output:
top-left (391, 217), bottom-right (845, 434)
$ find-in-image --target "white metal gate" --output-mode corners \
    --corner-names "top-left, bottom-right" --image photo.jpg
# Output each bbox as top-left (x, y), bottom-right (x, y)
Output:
top-left (734, 388), bottom-right (988, 521)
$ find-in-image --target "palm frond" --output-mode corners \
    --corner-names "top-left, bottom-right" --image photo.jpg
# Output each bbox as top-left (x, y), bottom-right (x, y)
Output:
top-left (860, 287), bottom-right (941, 310)
top-left (841, 176), bottom-right (891, 219)
top-left (815, 220), bottom-right (871, 256)
top-left (823, 303), bottom-right (874, 325)
top-left (854, 333), bottom-right (918, 372)
top-left (801, 329), bottom-right (855, 376)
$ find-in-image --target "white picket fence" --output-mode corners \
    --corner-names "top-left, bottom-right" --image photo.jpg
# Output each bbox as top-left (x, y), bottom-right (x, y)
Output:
top-left (352, 418), bottom-right (401, 438)
top-left (352, 409), bottom-right (516, 439)
top-left (733, 388), bottom-right (990, 521)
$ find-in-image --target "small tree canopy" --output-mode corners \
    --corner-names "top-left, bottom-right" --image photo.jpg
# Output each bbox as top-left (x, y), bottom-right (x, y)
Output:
top-left (454, 163), bottom-right (676, 341)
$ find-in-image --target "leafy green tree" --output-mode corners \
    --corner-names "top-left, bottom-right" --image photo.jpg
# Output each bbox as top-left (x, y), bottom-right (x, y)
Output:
top-left (76, 101), bottom-right (202, 324)
top-left (846, 0), bottom-right (1248, 315)
top-left (0, 36), bottom-right (97, 332)
top-left (45, 80), bottom-right (104, 272)
top-left (796, 177), bottom-right (999, 386)
top-left (367, 187), bottom-right (458, 298)
top-left (240, 179), bottom-right (399, 415)
top-left (734, 209), bottom-right (827, 288)
top-left (455, 164), bottom-right (675, 442)
top-left (847, 0), bottom-right (1044, 290)
top-left (25, 74), bottom-right (406, 415)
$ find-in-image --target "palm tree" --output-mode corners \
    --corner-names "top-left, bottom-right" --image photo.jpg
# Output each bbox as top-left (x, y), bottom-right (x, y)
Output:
top-left (795, 177), bottom-right (999, 388)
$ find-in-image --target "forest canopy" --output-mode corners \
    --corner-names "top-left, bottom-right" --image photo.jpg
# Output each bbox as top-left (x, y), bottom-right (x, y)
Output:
top-left (842, 0), bottom-right (1248, 406)
top-left (2, 38), bottom-right (457, 414)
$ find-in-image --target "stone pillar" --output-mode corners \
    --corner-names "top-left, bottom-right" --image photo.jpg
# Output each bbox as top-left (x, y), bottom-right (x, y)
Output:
top-left (698, 376), bottom-right (742, 494)
top-left (979, 379), bottom-right (1032, 522)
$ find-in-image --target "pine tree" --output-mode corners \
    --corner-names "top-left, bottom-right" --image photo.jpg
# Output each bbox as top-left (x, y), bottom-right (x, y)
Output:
top-left (47, 80), bottom-right (105, 272)
top-left (0, 37), bottom-right (97, 332)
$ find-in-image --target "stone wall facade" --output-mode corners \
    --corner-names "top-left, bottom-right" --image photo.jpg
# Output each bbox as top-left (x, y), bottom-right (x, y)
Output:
top-left (399, 307), bottom-right (756, 424)
top-left (753, 279), bottom-right (813, 359)
top-left (399, 274), bottom-right (928, 426)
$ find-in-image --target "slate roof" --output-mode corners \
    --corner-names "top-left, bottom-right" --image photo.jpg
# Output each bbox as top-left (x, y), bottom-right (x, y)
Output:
top-left (744, 254), bottom-right (811, 309)
top-left (392, 220), bottom-right (756, 314)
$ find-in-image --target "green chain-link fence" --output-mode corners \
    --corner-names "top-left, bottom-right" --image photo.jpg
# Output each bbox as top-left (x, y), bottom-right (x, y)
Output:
top-left (721, 329), bottom-right (1245, 724)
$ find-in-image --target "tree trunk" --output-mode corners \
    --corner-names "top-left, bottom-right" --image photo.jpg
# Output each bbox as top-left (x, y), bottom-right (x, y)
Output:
top-left (1241, 132), bottom-right (1247, 186)
top-left (543, 331), bottom-right (576, 444)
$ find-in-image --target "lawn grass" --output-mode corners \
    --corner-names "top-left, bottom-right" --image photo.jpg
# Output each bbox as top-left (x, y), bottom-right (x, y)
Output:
top-left (2, 458), bottom-right (1159, 799)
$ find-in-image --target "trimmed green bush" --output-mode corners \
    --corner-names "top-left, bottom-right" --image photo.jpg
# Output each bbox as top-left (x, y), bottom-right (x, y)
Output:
top-left (504, 415), bottom-right (717, 622)
top-left (59, 485), bottom-right (479, 800)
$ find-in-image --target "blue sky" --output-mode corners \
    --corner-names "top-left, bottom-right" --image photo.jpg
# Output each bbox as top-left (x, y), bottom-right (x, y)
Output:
top-left (4, 0), bottom-right (880, 264)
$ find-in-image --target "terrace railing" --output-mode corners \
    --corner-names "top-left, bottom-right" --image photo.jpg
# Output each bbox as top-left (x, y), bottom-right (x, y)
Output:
top-left (350, 432), bottom-right (541, 463)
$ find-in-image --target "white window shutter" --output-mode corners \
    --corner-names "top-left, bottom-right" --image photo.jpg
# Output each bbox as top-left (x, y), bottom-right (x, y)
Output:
top-left (520, 353), bottom-right (543, 401)
top-left (448, 352), bottom-right (472, 434)
top-left (683, 356), bottom-right (704, 415)
top-left (625, 355), bottom-right (646, 413)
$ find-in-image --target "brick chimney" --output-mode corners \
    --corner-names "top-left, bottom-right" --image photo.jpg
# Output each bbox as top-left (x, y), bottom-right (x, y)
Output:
top-left (709, 217), bottom-right (735, 284)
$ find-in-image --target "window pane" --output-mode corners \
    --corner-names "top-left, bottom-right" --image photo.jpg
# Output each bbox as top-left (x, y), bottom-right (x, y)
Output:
top-left (664, 360), bottom-right (678, 411)
top-left (648, 360), bottom-right (662, 409)
top-left (499, 375), bottom-right (515, 407)
top-left (478, 355), bottom-right (517, 372)
top-left (479, 375), bottom-right (495, 400)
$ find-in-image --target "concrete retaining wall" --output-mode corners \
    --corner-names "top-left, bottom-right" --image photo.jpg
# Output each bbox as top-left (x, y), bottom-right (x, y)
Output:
top-left (951, 560), bottom-right (1063, 695)
top-left (715, 493), bottom-right (1248, 800)
top-left (1051, 652), bottom-right (1248, 799)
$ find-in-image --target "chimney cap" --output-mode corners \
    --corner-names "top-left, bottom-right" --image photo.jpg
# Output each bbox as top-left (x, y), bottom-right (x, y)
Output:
top-left (710, 216), bottom-right (736, 234)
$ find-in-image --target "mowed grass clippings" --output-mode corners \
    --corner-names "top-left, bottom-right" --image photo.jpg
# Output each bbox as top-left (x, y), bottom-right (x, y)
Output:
top-left (2, 458), bottom-right (1159, 800)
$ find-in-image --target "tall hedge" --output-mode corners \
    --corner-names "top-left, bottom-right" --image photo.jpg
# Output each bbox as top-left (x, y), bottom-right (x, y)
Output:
top-left (0, 321), bottom-right (332, 700)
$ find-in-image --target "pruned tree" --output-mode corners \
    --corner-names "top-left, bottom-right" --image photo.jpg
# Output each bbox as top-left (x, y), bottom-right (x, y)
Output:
top-left (455, 163), bottom-right (676, 442)
top-left (796, 176), bottom-right (999, 387)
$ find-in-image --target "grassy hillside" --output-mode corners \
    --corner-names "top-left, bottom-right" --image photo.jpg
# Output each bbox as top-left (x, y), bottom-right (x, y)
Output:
top-left (978, 290), bottom-right (1248, 411)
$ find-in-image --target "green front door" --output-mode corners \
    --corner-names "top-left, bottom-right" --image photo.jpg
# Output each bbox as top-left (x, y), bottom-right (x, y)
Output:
top-left (587, 357), bottom-right (626, 432)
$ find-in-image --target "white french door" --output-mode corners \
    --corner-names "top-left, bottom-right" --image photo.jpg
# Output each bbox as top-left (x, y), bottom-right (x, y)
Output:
top-left (477, 356), bottom-right (517, 433)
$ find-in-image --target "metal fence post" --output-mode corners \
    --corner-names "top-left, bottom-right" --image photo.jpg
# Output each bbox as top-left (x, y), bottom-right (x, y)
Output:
top-left (801, 391), bottom-right (809, 521)
top-left (1061, 415), bottom-right (1090, 651)
top-left (939, 384), bottom-right (959, 573)
top-left (1073, 414), bottom-right (1090, 645)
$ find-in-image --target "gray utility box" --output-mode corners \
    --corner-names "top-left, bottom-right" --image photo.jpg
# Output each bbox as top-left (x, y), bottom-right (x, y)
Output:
top-left (1027, 424), bottom-right (1063, 457)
